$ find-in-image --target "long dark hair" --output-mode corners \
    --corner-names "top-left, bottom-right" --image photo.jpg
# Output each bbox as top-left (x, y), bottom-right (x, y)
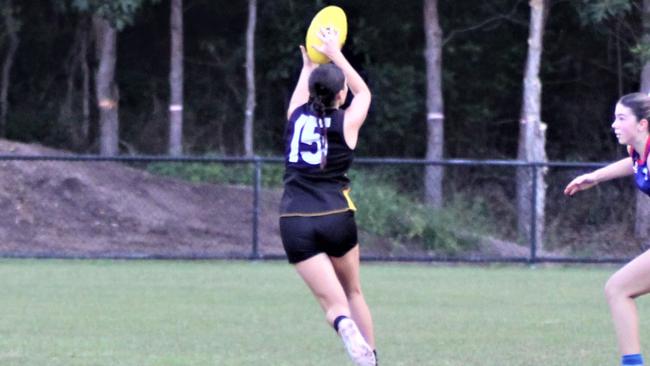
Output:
top-left (308, 64), bottom-right (345, 169)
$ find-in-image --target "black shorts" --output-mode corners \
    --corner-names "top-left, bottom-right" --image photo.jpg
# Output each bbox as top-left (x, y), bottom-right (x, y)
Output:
top-left (279, 210), bottom-right (358, 264)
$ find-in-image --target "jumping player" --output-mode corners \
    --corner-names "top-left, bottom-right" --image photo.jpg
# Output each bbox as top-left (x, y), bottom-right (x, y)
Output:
top-left (565, 92), bottom-right (650, 366)
top-left (279, 28), bottom-right (377, 366)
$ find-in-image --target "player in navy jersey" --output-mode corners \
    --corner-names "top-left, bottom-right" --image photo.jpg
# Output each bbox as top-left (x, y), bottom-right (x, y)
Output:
top-left (565, 93), bottom-right (650, 366)
top-left (279, 28), bottom-right (376, 366)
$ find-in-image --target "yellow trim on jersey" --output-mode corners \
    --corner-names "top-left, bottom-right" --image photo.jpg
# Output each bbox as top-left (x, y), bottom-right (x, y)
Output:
top-left (280, 188), bottom-right (357, 218)
top-left (280, 207), bottom-right (352, 218)
top-left (342, 187), bottom-right (357, 211)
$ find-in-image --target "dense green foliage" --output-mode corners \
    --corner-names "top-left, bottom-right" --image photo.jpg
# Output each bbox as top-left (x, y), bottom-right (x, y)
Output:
top-left (2, 0), bottom-right (647, 254)
top-left (350, 169), bottom-right (488, 253)
top-left (1, 0), bottom-right (645, 161)
top-left (147, 162), bottom-right (493, 253)
top-left (62, 0), bottom-right (162, 30)
top-left (147, 161), bottom-right (284, 187)
top-left (145, 156), bottom-right (643, 255)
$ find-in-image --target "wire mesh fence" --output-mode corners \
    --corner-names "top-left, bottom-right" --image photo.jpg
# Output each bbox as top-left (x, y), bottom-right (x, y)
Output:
top-left (0, 154), bottom-right (641, 263)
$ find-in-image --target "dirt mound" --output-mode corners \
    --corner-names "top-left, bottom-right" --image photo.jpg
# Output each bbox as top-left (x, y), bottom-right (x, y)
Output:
top-left (0, 139), bottom-right (283, 258)
top-left (0, 139), bottom-right (538, 261)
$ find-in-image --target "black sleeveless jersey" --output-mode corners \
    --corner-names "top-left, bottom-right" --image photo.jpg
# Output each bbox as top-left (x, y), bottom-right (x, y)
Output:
top-left (280, 103), bottom-right (357, 216)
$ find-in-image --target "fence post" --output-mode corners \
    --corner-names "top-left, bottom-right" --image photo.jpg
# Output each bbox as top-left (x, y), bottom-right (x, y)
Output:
top-left (251, 156), bottom-right (262, 259)
top-left (529, 163), bottom-right (538, 264)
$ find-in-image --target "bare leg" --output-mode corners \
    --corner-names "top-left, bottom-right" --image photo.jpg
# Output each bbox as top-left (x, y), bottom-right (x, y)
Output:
top-left (295, 253), bottom-right (350, 325)
top-left (295, 252), bottom-right (376, 366)
top-left (331, 245), bottom-right (375, 349)
top-left (604, 249), bottom-right (650, 356)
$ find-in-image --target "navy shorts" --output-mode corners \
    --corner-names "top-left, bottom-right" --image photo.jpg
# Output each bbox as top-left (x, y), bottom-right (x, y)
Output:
top-left (279, 210), bottom-right (358, 264)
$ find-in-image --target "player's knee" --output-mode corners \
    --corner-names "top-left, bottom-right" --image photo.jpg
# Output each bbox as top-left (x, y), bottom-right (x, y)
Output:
top-left (343, 283), bottom-right (363, 299)
top-left (604, 275), bottom-right (625, 302)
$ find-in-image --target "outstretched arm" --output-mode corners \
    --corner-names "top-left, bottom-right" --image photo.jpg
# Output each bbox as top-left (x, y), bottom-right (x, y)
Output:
top-left (313, 29), bottom-right (371, 149)
top-left (287, 46), bottom-right (317, 120)
top-left (564, 157), bottom-right (634, 196)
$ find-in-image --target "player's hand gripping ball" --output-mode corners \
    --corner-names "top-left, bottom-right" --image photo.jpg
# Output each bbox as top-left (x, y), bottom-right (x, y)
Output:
top-left (305, 6), bottom-right (348, 64)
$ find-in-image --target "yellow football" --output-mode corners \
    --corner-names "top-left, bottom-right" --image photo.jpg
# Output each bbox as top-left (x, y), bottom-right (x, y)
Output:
top-left (305, 6), bottom-right (348, 64)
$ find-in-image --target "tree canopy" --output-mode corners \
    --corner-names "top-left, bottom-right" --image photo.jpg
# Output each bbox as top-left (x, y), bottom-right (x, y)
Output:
top-left (0, 0), bottom-right (644, 160)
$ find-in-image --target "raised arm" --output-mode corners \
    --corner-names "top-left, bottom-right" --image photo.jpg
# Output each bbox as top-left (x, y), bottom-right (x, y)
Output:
top-left (287, 46), bottom-right (317, 120)
top-left (564, 157), bottom-right (634, 196)
top-left (313, 29), bottom-right (371, 149)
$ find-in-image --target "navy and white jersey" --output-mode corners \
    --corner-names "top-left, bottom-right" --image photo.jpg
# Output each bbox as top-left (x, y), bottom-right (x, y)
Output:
top-left (280, 103), bottom-right (357, 216)
top-left (629, 139), bottom-right (650, 196)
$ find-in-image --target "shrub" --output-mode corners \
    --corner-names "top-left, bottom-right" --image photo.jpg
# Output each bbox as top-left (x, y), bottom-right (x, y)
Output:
top-left (148, 162), bottom-right (491, 254)
top-left (350, 170), bottom-right (486, 254)
top-left (147, 161), bottom-right (284, 187)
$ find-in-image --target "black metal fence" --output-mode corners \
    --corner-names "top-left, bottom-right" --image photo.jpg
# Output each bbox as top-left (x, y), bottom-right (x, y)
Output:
top-left (0, 154), bottom-right (639, 264)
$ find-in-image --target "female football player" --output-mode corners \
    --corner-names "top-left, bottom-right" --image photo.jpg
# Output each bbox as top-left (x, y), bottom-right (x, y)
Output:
top-left (565, 92), bottom-right (650, 366)
top-left (279, 28), bottom-right (377, 366)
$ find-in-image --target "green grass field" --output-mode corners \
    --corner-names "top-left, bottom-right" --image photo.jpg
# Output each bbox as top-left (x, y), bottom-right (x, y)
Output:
top-left (0, 260), bottom-right (646, 365)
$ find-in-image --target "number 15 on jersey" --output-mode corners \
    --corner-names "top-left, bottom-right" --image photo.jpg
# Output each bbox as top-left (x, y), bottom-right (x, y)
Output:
top-left (288, 114), bottom-right (331, 165)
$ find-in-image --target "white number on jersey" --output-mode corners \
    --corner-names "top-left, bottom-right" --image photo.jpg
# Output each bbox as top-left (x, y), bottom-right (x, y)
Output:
top-left (288, 114), bottom-right (331, 165)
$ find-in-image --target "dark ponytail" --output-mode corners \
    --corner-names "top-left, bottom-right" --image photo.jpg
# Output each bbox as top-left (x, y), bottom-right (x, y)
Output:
top-left (308, 64), bottom-right (345, 169)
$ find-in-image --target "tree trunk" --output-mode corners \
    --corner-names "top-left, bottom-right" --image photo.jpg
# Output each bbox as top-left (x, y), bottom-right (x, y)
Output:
top-left (635, 0), bottom-right (650, 239)
top-left (243, 0), bottom-right (257, 157)
top-left (168, 0), bottom-right (184, 156)
top-left (59, 23), bottom-right (82, 145)
top-left (81, 20), bottom-right (91, 147)
top-left (93, 15), bottom-right (119, 156)
top-left (0, 2), bottom-right (19, 137)
top-left (423, 0), bottom-right (444, 208)
top-left (59, 19), bottom-right (91, 149)
top-left (516, 0), bottom-right (548, 251)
